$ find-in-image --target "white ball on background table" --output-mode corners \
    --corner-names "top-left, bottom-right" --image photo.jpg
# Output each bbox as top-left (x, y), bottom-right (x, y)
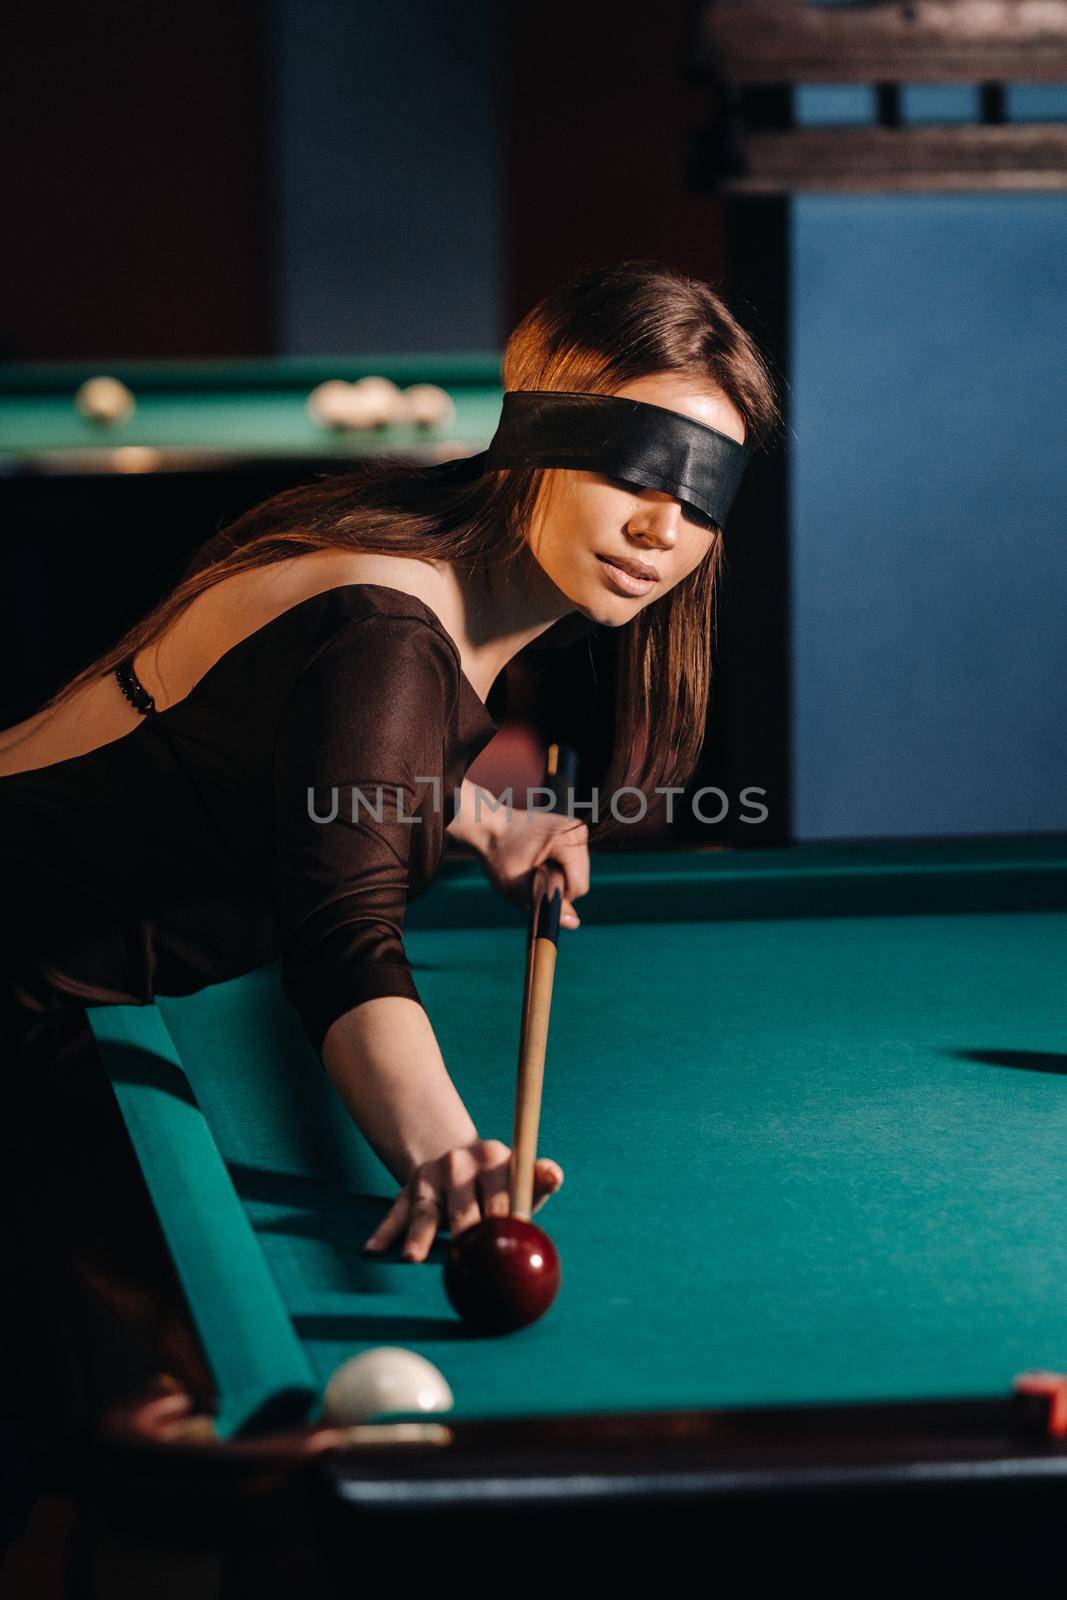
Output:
top-left (307, 379), bottom-right (358, 430)
top-left (75, 375), bottom-right (135, 426)
top-left (334, 384), bottom-right (385, 430)
top-left (321, 1347), bottom-right (454, 1425)
top-left (403, 383), bottom-right (456, 431)
top-left (352, 375), bottom-right (406, 428)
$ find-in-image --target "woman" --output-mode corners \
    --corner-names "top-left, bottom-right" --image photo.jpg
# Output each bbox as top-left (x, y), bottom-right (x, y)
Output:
top-left (0, 262), bottom-right (777, 1263)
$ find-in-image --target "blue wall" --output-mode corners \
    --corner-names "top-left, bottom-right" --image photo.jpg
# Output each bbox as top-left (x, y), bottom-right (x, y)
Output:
top-left (272, 0), bottom-right (501, 354)
top-left (791, 194), bottom-right (1067, 839)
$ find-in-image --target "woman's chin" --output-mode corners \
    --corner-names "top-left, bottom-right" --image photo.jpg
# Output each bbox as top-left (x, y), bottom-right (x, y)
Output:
top-left (573, 591), bottom-right (645, 628)
top-left (538, 563), bottom-right (647, 627)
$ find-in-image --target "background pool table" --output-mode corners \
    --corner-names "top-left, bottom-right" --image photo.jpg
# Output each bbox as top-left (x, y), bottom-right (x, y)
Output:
top-left (0, 356), bottom-right (503, 728)
top-left (0, 355), bottom-right (504, 468)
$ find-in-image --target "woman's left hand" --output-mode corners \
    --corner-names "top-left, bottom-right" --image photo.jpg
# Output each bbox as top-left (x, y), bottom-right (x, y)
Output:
top-left (481, 807), bottom-right (590, 929)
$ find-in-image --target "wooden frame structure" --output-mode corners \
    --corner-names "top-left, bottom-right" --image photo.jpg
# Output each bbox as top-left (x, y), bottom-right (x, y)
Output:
top-left (693, 0), bottom-right (1067, 191)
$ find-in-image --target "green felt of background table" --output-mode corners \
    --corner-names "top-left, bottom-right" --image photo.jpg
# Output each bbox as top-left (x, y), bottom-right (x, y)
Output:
top-left (0, 355), bottom-right (503, 460)
top-left (90, 840), bottom-right (1067, 1436)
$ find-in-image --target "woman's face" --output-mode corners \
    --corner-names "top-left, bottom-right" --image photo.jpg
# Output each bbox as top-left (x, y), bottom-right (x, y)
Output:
top-left (525, 373), bottom-right (746, 627)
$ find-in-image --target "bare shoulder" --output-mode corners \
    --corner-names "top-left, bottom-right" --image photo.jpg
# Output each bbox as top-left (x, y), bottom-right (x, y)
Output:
top-left (0, 677), bottom-right (140, 776)
top-left (0, 551), bottom-right (453, 778)
top-left (136, 551), bottom-right (448, 710)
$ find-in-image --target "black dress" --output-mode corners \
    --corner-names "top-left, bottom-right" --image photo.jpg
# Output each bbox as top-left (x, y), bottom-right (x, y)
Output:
top-left (0, 584), bottom-right (498, 1068)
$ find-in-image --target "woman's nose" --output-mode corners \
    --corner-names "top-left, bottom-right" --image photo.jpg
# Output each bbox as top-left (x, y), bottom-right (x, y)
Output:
top-left (628, 509), bottom-right (680, 549)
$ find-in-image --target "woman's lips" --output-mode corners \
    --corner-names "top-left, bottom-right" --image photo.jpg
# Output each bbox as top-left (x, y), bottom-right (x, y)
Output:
top-left (595, 554), bottom-right (658, 597)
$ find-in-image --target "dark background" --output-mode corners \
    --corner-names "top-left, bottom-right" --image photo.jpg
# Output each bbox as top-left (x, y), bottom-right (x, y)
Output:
top-left (1, 0), bottom-right (726, 361)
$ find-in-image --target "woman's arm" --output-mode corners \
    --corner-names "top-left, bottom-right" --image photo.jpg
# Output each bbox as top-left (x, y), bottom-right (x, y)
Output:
top-left (322, 995), bottom-right (476, 1182)
top-left (273, 621), bottom-right (567, 1259)
top-left (322, 994), bottom-right (563, 1261)
top-left (446, 776), bottom-right (509, 852)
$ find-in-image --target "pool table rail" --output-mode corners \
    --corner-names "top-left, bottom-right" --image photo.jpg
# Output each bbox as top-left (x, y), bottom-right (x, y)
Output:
top-left (423, 835), bottom-right (1067, 930)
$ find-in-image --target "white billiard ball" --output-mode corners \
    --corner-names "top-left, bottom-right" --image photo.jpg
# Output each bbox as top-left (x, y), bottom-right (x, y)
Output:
top-left (403, 383), bottom-right (456, 431)
top-left (334, 384), bottom-right (384, 430)
top-left (351, 375), bottom-right (405, 428)
top-left (307, 380), bottom-right (358, 430)
top-left (321, 1347), bottom-right (454, 1425)
top-left (75, 375), bottom-right (135, 426)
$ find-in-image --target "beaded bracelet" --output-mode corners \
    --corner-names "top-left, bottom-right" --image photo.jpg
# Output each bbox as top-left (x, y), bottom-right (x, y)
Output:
top-left (115, 658), bottom-right (157, 717)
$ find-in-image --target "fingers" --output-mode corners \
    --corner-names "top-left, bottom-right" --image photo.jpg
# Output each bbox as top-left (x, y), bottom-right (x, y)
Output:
top-left (486, 810), bottom-right (591, 921)
top-left (559, 820), bottom-right (590, 890)
top-left (366, 1174), bottom-right (443, 1265)
top-left (365, 1145), bottom-right (563, 1263)
top-left (531, 1158), bottom-right (564, 1215)
top-left (536, 819), bottom-right (589, 913)
top-left (401, 1179), bottom-right (446, 1263)
top-left (443, 1146), bottom-right (482, 1240)
top-left (363, 1189), bottom-right (412, 1254)
top-left (478, 1156), bottom-right (510, 1219)
top-left (478, 1152), bottom-right (563, 1220)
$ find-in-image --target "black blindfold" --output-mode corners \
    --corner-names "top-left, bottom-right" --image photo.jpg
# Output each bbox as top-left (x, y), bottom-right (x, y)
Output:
top-left (432, 390), bottom-right (749, 531)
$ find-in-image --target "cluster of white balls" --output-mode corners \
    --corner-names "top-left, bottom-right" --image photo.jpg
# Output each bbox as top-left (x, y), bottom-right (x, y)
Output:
top-left (72, 373), bottom-right (457, 436)
top-left (307, 376), bottom-right (456, 433)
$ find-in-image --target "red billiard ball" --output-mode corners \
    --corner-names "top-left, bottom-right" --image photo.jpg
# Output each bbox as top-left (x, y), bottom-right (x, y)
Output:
top-left (444, 1217), bottom-right (561, 1334)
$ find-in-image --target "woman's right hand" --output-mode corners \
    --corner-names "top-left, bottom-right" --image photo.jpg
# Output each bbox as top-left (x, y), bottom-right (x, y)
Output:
top-left (362, 1138), bottom-right (564, 1263)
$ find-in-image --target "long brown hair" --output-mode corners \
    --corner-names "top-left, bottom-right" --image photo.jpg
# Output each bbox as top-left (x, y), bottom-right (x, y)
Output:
top-left (44, 262), bottom-right (778, 829)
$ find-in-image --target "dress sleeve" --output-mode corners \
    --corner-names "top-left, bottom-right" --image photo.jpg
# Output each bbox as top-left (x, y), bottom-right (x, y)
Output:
top-left (272, 614), bottom-right (456, 1056)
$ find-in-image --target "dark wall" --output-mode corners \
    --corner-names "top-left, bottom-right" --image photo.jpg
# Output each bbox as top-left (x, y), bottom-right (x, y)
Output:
top-left (2, 1), bottom-right (729, 361)
top-left (1, 2), bottom-right (273, 360)
top-left (503, 0), bottom-right (727, 324)
top-left (272, 0), bottom-right (503, 354)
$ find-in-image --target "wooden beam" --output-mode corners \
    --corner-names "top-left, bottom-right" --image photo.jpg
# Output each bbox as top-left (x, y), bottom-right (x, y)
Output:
top-left (721, 123), bottom-right (1067, 191)
top-left (699, 0), bottom-right (1067, 84)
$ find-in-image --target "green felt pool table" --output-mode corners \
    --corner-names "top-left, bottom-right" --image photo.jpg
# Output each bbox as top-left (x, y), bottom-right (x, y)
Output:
top-left (14, 836), bottom-right (1067, 1576)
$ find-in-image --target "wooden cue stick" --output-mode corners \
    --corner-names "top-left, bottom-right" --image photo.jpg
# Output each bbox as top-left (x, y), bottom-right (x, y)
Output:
top-left (510, 742), bottom-right (573, 1220)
